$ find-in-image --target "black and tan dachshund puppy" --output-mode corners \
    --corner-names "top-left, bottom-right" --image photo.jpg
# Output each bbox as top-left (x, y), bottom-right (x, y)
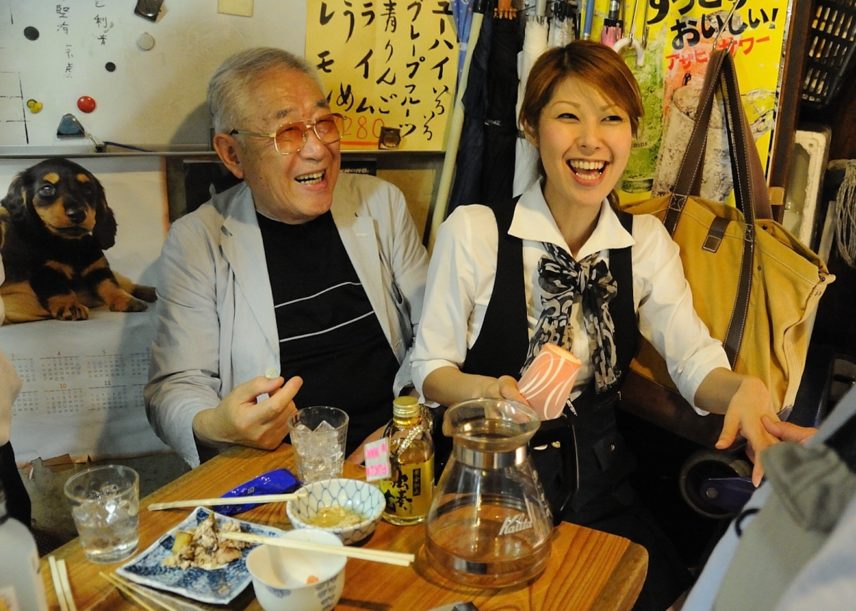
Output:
top-left (0, 158), bottom-right (156, 323)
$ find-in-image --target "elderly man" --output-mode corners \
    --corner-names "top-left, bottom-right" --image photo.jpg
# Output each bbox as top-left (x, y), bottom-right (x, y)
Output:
top-left (145, 48), bottom-right (428, 467)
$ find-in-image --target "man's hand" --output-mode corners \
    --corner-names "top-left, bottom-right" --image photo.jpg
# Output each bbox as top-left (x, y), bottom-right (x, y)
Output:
top-left (762, 416), bottom-right (817, 444)
top-left (192, 375), bottom-right (303, 450)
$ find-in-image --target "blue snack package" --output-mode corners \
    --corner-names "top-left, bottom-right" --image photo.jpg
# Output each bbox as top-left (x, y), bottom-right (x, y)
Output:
top-left (215, 468), bottom-right (300, 515)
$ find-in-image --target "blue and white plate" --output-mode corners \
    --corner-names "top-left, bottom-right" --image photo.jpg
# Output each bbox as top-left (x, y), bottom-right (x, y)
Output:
top-left (118, 507), bottom-right (286, 605)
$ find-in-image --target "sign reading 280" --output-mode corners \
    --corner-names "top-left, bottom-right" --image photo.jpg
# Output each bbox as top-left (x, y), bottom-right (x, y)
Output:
top-left (307, 0), bottom-right (458, 152)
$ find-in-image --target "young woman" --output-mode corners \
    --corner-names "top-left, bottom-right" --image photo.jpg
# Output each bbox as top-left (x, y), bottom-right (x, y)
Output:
top-left (412, 40), bottom-right (780, 609)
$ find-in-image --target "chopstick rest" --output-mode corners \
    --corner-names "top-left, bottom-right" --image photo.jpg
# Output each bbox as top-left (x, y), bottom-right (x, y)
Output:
top-left (148, 492), bottom-right (305, 511)
top-left (220, 531), bottom-right (415, 567)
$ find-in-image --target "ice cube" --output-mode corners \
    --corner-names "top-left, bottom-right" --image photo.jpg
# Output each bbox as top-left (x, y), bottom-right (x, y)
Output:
top-left (314, 420), bottom-right (336, 432)
top-left (101, 483), bottom-right (120, 497)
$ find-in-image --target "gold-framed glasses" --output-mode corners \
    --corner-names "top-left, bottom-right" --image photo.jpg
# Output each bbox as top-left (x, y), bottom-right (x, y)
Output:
top-left (229, 113), bottom-right (344, 155)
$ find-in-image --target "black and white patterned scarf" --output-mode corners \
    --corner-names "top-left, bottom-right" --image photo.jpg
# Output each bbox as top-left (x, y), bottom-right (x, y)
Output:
top-left (522, 242), bottom-right (620, 393)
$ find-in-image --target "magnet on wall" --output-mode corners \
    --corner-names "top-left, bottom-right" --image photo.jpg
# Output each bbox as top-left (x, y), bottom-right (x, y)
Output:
top-left (26, 99), bottom-right (43, 114)
top-left (105, 62), bottom-right (117, 72)
top-left (136, 32), bottom-right (156, 51)
top-left (77, 96), bottom-right (97, 113)
top-left (134, 0), bottom-right (164, 22)
top-left (23, 26), bottom-right (39, 41)
top-left (56, 114), bottom-right (86, 138)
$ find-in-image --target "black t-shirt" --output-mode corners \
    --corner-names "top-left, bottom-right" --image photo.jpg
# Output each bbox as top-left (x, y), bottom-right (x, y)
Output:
top-left (256, 211), bottom-right (399, 455)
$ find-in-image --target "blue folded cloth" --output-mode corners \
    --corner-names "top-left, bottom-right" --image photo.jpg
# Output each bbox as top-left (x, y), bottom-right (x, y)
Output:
top-left (215, 468), bottom-right (300, 515)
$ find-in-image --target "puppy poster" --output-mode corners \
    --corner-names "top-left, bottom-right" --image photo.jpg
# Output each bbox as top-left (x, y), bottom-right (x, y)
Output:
top-left (1, 158), bottom-right (159, 323)
top-left (0, 156), bottom-right (170, 462)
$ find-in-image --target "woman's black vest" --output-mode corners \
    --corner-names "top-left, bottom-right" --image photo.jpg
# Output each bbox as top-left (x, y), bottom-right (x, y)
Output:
top-left (460, 196), bottom-right (639, 524)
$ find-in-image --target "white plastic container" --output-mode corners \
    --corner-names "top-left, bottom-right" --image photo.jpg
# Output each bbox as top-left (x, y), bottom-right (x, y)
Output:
top-left (0, 483), bottom-right (47, 611)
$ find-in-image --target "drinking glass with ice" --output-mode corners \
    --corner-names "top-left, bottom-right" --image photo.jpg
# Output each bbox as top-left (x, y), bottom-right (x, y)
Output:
top-left (288, 406), bottom-right (349, 483)
top-left (63, 465), bottom-right (140, 563)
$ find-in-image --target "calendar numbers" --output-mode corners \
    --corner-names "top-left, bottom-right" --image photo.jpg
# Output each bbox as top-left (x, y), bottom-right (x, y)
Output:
top-left (10, 350), bottom-right (151, 417)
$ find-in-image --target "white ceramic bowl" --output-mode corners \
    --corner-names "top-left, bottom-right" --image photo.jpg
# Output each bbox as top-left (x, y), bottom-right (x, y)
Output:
top-left (287, 478), bottom-right (384, 545)
top-left (246, 528), bottom-right (346, 611)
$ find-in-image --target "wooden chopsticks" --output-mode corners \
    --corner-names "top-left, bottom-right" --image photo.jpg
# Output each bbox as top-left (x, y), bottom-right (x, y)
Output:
top-left (147, 492), bottom-right (304, 511)
top-left (219, 531), bottom-right (415, 567)
top-left (48, 556), bottom-right (77, 611)
top-left (100, 572), bottom-right (158, 611)
top-left (101, 571), bottom-right (209, 611)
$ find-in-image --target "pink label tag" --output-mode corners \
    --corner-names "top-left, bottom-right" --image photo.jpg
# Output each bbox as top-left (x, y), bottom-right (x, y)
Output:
top-left (364, 437), bottom-right (391, 481)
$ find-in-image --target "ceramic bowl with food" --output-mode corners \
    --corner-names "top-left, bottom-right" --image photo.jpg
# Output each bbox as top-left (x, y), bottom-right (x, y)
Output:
top-left (287, 478), bottom-right (384, 545)
top-left (246, 528), bottom-right (346, 611)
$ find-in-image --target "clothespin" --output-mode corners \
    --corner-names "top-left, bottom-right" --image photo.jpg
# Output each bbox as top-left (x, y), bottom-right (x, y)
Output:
top-left (494, 0), bottom-right (517, 20)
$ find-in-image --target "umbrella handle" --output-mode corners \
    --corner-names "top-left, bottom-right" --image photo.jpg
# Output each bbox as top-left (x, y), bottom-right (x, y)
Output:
top-left (613, 37), bottom-right (645, 67)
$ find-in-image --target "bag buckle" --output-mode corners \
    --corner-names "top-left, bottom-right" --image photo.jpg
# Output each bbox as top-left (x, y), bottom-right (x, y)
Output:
top-left (669, 194), bottom-right (688, 213)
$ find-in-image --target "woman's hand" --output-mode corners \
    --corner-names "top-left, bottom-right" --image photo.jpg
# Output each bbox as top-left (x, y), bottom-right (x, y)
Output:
top-left (696, 369), bottom-right (779, 486)
top-left (483, 375), bottom-right (529, 403)
top-left (713, 375), bottom-right (779, 486)
top-left (422, 367), bottom-right (530, 407)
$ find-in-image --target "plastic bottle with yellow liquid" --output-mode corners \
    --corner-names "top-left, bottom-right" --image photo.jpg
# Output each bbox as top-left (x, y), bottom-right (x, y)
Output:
top-left (379, 396), bottom-right (434, 525)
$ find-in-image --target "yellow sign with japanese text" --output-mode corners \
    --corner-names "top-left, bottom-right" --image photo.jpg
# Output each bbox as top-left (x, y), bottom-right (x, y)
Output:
top-left (588, 0), bottom-right (790, 201)
top-left (305, 1), bottom-right (459, 152)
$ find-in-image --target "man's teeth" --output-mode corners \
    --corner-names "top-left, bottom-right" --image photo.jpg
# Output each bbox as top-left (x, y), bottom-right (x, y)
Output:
top-left (569, 160), bottom-right (606, 173)
top-left (295, 171), bottom-right (324, 184)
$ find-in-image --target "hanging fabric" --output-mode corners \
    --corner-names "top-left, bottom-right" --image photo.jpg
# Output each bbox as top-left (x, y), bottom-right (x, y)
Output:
top-left (481, 14), bottom-right (524, 206)
top-left (429, 1), bottom-right (487, 247)
top-left (446, 12), bottom-right (494, 214)
top-left (449, 5), bottom-right (522, 212)
top-left (512, 14), bottom-right (548, 197)
top-left (548, 7), bottom-right (576, 48)
top-left (515, 17), bottom-right (548, 127)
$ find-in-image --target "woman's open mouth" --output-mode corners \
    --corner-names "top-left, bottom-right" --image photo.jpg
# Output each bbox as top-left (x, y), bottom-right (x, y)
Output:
top-left (567, 159), bottom-right (607, 184)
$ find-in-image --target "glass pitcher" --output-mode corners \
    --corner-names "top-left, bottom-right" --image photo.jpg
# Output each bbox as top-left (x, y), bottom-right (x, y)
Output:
top-left (424, 398), bottom-right (553, 588)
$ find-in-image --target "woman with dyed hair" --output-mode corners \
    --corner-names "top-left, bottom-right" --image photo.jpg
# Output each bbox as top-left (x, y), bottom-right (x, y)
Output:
top-left (412, 40), bottom-right (778, 609)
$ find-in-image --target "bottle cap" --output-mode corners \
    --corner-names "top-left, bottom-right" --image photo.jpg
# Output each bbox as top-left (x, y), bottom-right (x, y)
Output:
top-left (393, 395), bottom-right (420, 419)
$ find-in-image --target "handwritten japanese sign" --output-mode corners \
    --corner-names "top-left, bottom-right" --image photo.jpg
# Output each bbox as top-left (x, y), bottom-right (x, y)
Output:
top-left (306, 0), bottom-right (459, 151)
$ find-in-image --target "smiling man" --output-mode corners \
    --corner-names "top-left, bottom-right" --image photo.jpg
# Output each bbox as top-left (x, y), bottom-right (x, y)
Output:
top-left (145, 48), bottom-right (428, 468)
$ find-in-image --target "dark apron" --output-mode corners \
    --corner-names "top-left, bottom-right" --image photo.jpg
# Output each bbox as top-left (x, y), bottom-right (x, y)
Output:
top-left (458, 196), bottom-right (638, 524)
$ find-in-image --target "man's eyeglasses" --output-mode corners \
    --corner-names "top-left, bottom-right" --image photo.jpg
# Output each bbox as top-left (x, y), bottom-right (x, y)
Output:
top-left (229, 113), bottom-right (344, 155)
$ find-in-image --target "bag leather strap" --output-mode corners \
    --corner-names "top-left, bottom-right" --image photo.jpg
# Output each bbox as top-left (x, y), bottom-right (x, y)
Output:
top-left (720, 53), bottom-right (756, 363)
top-left (662, 49), bottom-right (772, 365)
top-left (665, 50), bottom-right (773, 225)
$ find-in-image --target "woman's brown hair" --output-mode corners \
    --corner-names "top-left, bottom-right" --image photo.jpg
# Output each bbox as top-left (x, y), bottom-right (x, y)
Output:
top-left (518, 40), bottom-right (644, 207)
top-left (519, 40), bottom-right (643, 138)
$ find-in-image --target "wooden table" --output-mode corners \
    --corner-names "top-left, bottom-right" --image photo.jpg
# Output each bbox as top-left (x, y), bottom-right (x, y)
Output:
top-left (41, 444), bottom-right (647, 610)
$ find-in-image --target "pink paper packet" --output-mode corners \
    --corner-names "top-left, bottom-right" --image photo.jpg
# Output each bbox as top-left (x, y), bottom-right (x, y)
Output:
top-left (518, 343), bottom-right (582, 420)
